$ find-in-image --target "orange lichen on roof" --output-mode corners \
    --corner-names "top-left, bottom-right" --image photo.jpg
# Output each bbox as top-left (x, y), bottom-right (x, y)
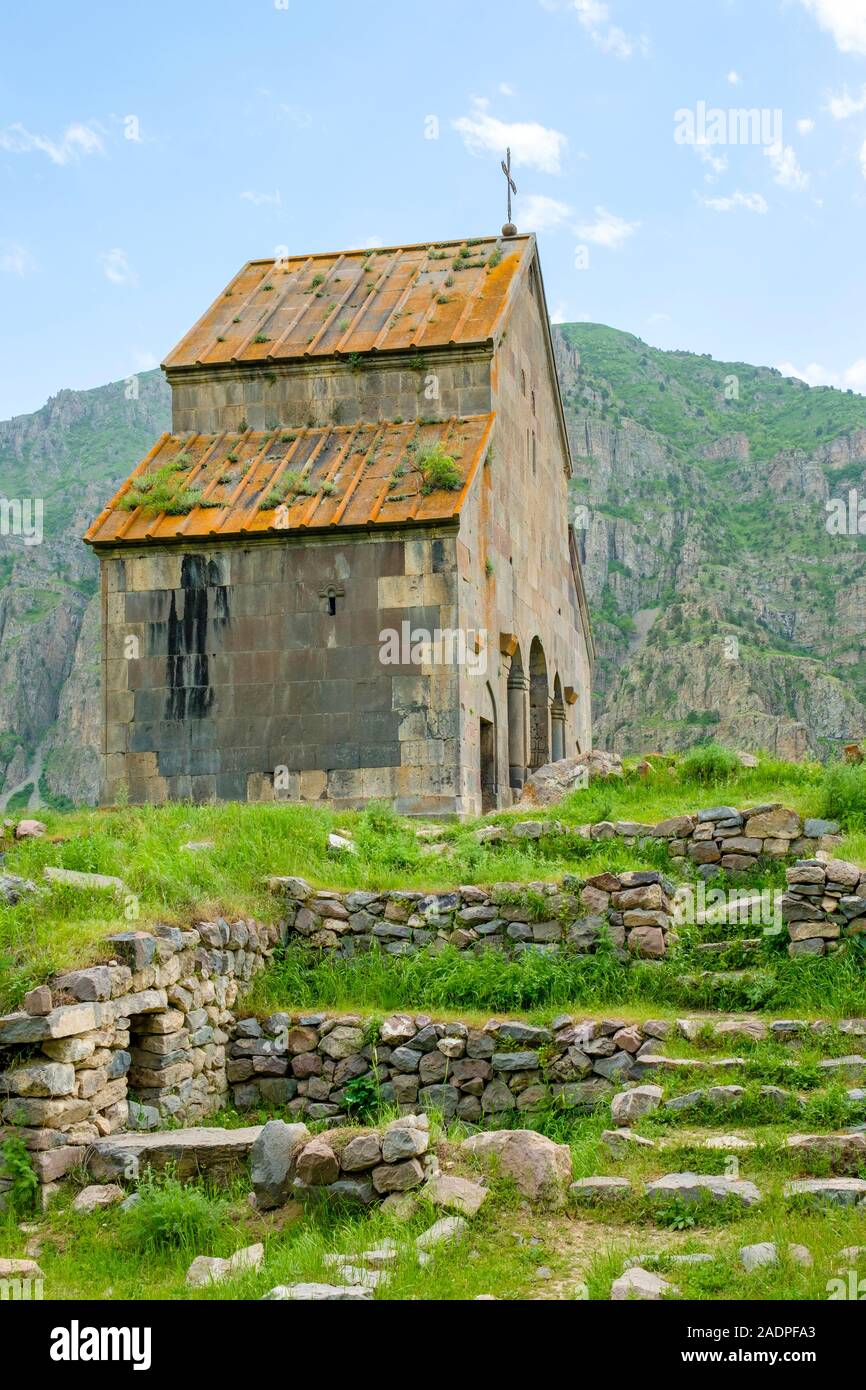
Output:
top-left (162, 237), bottom-right (531, 371)
top-left (83, 416), bottom-right (495, 548)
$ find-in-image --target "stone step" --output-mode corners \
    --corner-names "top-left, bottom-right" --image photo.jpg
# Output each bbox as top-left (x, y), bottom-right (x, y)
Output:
top-left (784, 1178), bottom-right (866, 1208)
top-left (85, 1125), bottom-right (262, 1182)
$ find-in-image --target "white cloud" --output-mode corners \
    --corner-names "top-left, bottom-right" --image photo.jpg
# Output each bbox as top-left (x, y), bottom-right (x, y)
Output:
top-left (861, 135), bottom-right (866, 178)
top-left (727, 70), bottom-right (742, 85)
top-left (453, 100), bottom-right (568, 174)
top-left (825, 83), bottom-right (866, 118)
top-left (786, 360), bottom-right (866, 391)
top-left (100, 248), bottom-right (138, 287)
top-left (797, 117), bottom-right (816, 134)
top-left (499, 82), bottom-right (514, 96)
top-left (0, 121), bottom-right (104, 165)
top-left (779, 358), bottom-right (866, 392)
top-left (550, 302), bottom-right (568, 323)
top-left (800, 0), bottom-right (866, 56)
top-left (363, 236), bottom-right (383, 248)
top-left (240, 190), bottom-right (282, 207)
top-left (647, 311), bottom-right (671, 324)
top-left (0, 241), bottom-right (36, 276)
top-left (764, 140), bottom-right (809, 190)
top-left (845, 359), bottom-right (866, 392)
top-left (699, 190), bottom-right (769, 213)
top-left (573, 205), bottom-right (640, 247)
top-left (694, 141), bottom-right (728, 177)
top-left (521, 193), bottom-right (573, 230)
top-left (571, 0), bottom-right (645, 59)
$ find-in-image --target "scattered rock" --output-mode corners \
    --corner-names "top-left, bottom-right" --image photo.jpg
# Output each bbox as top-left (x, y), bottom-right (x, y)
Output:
top-left (72, 1184), bottom-right (124, 1214)
top-left (380, 1193), bottom-right (418, 1221)
top-left (611, 1267), bottom-right (678, 1301)
top-left (421, 1174), bottom-right (488, 1216)
top-left (416, 1216), bottom-right (468, 1251)
top-left (703, 1135), bottom-right (756, 1151)
top-left (327, 834), bottom-right (357, 856)
top-left (333, 1264), bottom-right (390, 1289)
top-left (0, 1257), bottom-right (44, 1279)
top-left (739, 1242), bottom-right (778, 1270)
top-left (42, 866), bottom-right (126, 893)
top-left (645, 1173), bottom-right (762, 1207)
top-left (602, 1128), bottom-right (656, 1156)
top-left (15, 819), bottom-right (46, 839)
top-left (784, 1178), bottom-right (866, 1207)
top-left (251, 1121), bottom-right (311, 1209)
top-left (570, 1176), bottom-right (632, 1203)
top-left (611, 1085), bottom-right (663, 1126)
top-left (460, 1129), bottom-right (572, 1204)
top-left (22, 986), bottom-right (52, 1016)
top-left (186, 1243), bottom-right (264, 1287)
top-left (517, 751), bottom-right (623, 807)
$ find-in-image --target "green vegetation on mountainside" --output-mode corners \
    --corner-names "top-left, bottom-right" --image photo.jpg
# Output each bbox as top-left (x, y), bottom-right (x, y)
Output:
top-left (558, 322), bottom-right (866, 459)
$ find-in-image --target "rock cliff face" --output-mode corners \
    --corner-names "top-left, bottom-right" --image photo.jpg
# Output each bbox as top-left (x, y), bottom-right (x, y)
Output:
top-left (554, 324), bottom-right (866, 759)
top-left (0, 372), bottom-right (169, 805)
top-left (1, 325), bottom-right (865, 804)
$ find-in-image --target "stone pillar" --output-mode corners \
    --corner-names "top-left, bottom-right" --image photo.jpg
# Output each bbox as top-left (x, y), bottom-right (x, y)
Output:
top-left (551, 701), bottom-right (566, 762)
top-left (507, 670), bottom-right (529, 792)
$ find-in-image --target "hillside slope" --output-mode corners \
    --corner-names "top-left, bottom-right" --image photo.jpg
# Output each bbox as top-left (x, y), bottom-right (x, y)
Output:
top-left (0, 328), bottom-right (864, 803)
top-left (554, 324), bottom-right (866, 758)
top-left (0, 371), bottom-right (170, 805)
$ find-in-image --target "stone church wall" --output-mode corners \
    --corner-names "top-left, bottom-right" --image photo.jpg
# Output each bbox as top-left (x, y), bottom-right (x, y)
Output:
top-left (100, 528), bottom-right (470, 813)
top-left (167, 352), bottom-right (491, 434)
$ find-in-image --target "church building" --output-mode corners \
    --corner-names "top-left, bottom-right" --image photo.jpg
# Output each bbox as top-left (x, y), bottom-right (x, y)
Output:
top-left (85, 230), bottom-right (593, 815)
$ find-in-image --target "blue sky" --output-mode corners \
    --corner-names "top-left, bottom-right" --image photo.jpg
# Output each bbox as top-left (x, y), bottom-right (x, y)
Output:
top-left (2, 0), bottom-right (866, 418)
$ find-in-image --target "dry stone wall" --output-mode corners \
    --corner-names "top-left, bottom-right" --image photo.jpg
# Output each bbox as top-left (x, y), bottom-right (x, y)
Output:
top-left (0, 919), bottom-right (279, 1207)
top-left (783, 857), bottom-right (866, 956)
top-left (493, 804), bottom-right (840, 873)
top-left (227, 1009), bottom-right (662, 1123)
top-left (273, 870), bottom-right (677, 963)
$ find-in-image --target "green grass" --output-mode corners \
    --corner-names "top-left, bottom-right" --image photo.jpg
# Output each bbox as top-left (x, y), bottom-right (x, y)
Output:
top-left (0, 1149), bottom-right (558, 1302)
top-left (0, 752), bottom-right (863, 1011)
top-left (243, 936), bottom-right (866, 1020)
top-left (6, 1101), bottom-right (866, 1302)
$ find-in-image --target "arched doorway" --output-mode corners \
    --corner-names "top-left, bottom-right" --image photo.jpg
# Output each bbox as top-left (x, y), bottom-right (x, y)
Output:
top-left (479, 683), bottom-right (498, 814)
top-left (528, 638), bottom-right (550, 770)
top-left (551, 674), bottom-right (566, 762)
top-left (507, 643), bottom-right (528, 796)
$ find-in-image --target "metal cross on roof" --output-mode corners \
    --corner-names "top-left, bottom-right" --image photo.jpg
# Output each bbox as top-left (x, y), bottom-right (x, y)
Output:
top-left (501, 147), bottom-right (517, 237)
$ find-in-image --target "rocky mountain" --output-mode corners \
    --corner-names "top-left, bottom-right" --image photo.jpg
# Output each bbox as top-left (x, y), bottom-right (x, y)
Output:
top-left (1, 326), bottom-right (864, 805)
top-left (0, 371), bottom-right (170, 807)
top-left (554, 323), bottom-right (866, 758)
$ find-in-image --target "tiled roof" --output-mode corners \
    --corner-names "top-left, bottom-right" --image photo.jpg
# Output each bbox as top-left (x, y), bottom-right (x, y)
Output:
top-left (83, 416), bottom-right (495, 547)
top-left (162, 236), bottom-right (532, 370)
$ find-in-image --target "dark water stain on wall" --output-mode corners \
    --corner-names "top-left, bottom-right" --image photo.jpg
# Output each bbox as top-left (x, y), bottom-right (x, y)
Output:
top-left (164, 554), bottom-right (231, 721)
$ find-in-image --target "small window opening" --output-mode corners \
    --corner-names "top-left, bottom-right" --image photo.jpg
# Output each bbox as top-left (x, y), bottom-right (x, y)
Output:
top-left (319, 583), bottom-right (344, 616)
